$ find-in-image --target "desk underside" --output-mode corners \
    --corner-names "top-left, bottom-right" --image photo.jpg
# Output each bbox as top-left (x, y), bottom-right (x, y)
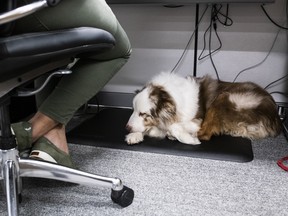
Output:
top-left (106, 0), bottom-right (275, 4)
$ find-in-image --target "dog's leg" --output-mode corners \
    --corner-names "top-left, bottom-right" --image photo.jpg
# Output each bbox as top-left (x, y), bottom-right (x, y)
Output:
top-left (168, 123), bottom-right (201, 145)
top-left (147, 127), bottom-right (166, 139)
top-left (197, 111), bottom-right (219, 141)
top-left (180, 119), bottom-right (202, 136)
top-left (197, 95), bottom-right (226, 140)
top-left (125, 132), bottom-right (144, 145)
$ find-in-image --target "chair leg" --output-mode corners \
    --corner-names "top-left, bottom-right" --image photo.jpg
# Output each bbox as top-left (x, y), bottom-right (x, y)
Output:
top-left (19, 159), bottom-right (134, 207)
top-left (0, 99), bottom-right (134, 212)
top-left (4, 160), bottom-right (19, 216)
top-left (1, 148), bottom-right (21, 216)
top-left (0, 99), bottom-right (22, 215)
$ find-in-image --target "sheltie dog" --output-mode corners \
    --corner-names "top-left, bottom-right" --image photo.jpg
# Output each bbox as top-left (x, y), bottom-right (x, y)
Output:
top-left (125, 72), bottom-right (282, 145)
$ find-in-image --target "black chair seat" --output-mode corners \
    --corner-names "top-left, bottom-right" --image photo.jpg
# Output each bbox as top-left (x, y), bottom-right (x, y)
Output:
top-left (0, 27), bottom-right (115, 82)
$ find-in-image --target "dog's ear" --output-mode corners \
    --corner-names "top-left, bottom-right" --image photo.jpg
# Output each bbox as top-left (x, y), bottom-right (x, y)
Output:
top-left (149, 85), bottom-right (177, 123)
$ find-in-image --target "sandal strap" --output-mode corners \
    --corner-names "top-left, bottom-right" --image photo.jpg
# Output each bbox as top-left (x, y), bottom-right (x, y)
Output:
top-left (30, 137), bottom-right (75, 168)
top-left (11, 121), bottom-right (33, 151)
top-left (30, 150), bottom-right (57, 163)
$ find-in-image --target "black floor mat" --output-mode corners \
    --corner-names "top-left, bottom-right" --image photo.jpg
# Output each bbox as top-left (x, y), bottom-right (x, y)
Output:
top-left (67, 108), bottom-right (253, 163)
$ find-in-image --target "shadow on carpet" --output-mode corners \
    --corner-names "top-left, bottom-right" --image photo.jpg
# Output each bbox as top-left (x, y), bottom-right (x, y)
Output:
top-left (67, 108), bottom-right (253, 163)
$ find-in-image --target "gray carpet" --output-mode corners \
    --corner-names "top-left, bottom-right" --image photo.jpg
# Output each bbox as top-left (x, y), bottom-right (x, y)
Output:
top-left (1, 134), bottom-right (288, 216)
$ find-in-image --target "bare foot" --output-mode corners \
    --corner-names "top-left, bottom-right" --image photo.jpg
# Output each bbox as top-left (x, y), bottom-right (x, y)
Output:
top-left (29, 112), bottom-right (58, 142)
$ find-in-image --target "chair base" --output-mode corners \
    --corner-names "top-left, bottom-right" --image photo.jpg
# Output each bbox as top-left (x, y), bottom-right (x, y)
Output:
top-left (0, 148), bottom-right (134, 216)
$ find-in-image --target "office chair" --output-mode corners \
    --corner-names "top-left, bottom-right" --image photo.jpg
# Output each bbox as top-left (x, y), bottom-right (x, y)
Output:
top-left (0, 1), bottom-right (134, 215)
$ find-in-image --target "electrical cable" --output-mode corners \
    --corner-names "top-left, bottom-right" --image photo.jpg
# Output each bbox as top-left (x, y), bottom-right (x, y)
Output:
top-left (214, 4), bottom-right (233, 26)
top-left (224, 4), bottom-right (230, 26)
top-left (198, 5), bottom-right (224, 60)
top-left (264, 73), bottom-right (288, 90)
top-left (261, 1), bottom-right (288, 98)
top-left (269, 91), bottom-right (288, 98)
top-left (261, 4), bottom-right (288, 30)
top-left (199, 4), bottom-right (232, 79)
top-left (198, 18), bottom-right (222, 60)
top-left (232, 27), bottom-right (281, 82)
top-left (209, 7), bottom-right (220, 80)
top-left (170, 5), bottom-right (208, 73)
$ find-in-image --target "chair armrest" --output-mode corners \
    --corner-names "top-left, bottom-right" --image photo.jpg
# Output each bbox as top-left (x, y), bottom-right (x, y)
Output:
top-left (0, 27), bottom-right (115, 59)
top-left (0, 27), bottom-right (115, 82)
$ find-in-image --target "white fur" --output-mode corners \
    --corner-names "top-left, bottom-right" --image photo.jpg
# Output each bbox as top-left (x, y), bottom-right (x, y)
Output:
top-left (125, 72), bottom-right (201, 145)
top-left (125, 132), bottom-right (144, 145)
top-left (151, 72), bottom-right (200, 121)
top-left (229, 93), bottom-right (263, 110)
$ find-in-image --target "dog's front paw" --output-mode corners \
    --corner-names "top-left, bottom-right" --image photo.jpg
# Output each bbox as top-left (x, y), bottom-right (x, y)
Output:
top-left (125, 132), bottom-right (144, 145)
top-left (178, 135), bottom-right (201, 145)
top-left (168, 123), bottom-right (201, 145)
top-left (166, 131), bottom-right (176, 140)
top-left (197, 128), bottom-right (212, 141)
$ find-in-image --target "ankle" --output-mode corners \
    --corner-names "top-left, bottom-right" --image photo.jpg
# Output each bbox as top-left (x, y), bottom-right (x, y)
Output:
top-left (29, 112), bottom-right (59, 142)
top-left (43, 125), bottom-right (69, 154)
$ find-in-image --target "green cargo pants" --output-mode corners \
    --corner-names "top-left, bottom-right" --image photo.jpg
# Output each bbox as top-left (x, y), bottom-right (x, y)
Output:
top-left (14, 0), bottom-right (131, 125)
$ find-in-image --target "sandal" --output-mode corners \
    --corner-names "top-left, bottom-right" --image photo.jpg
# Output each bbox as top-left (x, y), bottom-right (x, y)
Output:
top-left (29, 136), bottom-right (75, 169)
top-left (11, 121), bottom-right (33, 156)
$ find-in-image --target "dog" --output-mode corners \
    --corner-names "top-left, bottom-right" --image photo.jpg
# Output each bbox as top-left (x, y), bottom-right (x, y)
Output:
top-left (125, 72), bottom-right (282, 145)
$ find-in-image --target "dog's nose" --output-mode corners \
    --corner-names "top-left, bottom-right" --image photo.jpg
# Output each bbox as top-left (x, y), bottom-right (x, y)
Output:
top-left (126, 124), bottom-right (132, 132)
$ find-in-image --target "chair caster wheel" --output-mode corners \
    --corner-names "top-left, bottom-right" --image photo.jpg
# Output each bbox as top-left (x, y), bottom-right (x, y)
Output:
top-left (111, 186), bottom-right (134, 207)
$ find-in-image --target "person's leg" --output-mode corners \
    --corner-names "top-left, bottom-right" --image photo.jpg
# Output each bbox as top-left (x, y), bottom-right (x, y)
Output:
top-left (12, 0), bottom-right (131, 163)
top-left (35, 8), bottom-right (131, 154)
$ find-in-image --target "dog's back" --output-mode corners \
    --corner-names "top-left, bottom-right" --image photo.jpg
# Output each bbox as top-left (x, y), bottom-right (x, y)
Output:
top-left (197, 76), bottom-right (282, 140)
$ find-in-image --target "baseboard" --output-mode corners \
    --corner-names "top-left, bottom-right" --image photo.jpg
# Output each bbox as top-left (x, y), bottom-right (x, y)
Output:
top-left (88, 91), bottom-right (134, 109)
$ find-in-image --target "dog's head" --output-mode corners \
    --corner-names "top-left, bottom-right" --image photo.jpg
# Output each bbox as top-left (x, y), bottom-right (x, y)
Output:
top-left (126, 84), bottom-right (177, 133)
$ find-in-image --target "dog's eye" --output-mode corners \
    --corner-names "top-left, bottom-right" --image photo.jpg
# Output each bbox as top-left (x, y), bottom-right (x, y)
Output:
top-left (139, 112), bottom-right (146, 117)
top-left (139, 112), bottom-right (152, 119)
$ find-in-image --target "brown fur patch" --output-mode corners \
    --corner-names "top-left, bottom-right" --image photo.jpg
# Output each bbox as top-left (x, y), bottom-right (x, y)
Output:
top-left (196, 76), bottom-right (282, 140)
top-left (140, 112), bottom-right (158, 129)
top-left (148, 84), bottom-right (177, 127)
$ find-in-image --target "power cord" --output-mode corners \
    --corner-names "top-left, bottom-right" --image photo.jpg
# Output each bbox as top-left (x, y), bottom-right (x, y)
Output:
top-left (234, 1), bottom-right (288, 82)
top-left (261, 4), bottom-right (288, 30)
top-left (208, 6), bottom-right (220, 80)
top-left (213, 4), bottom-right (233, 27)
top-left (269, 91), bottom-right (288, 98)
top-left (264, 74), bottom-right (288, 90)
top-left (198, 5), bottom-right (223, 61)
top-left (198, 4), bottom-right (233, 80)
top-left (232, 28), bottom-right (281, 82)
top-left (171, 5), bottom-right (209, 73)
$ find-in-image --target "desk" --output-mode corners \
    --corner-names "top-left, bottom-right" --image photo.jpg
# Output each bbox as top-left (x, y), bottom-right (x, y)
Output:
top-left (107, 0), bottom-right (275, 75)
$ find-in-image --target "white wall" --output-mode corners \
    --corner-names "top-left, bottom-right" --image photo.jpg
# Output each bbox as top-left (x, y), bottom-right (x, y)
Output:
top-left (104, 0), bottom-right (287, 103)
